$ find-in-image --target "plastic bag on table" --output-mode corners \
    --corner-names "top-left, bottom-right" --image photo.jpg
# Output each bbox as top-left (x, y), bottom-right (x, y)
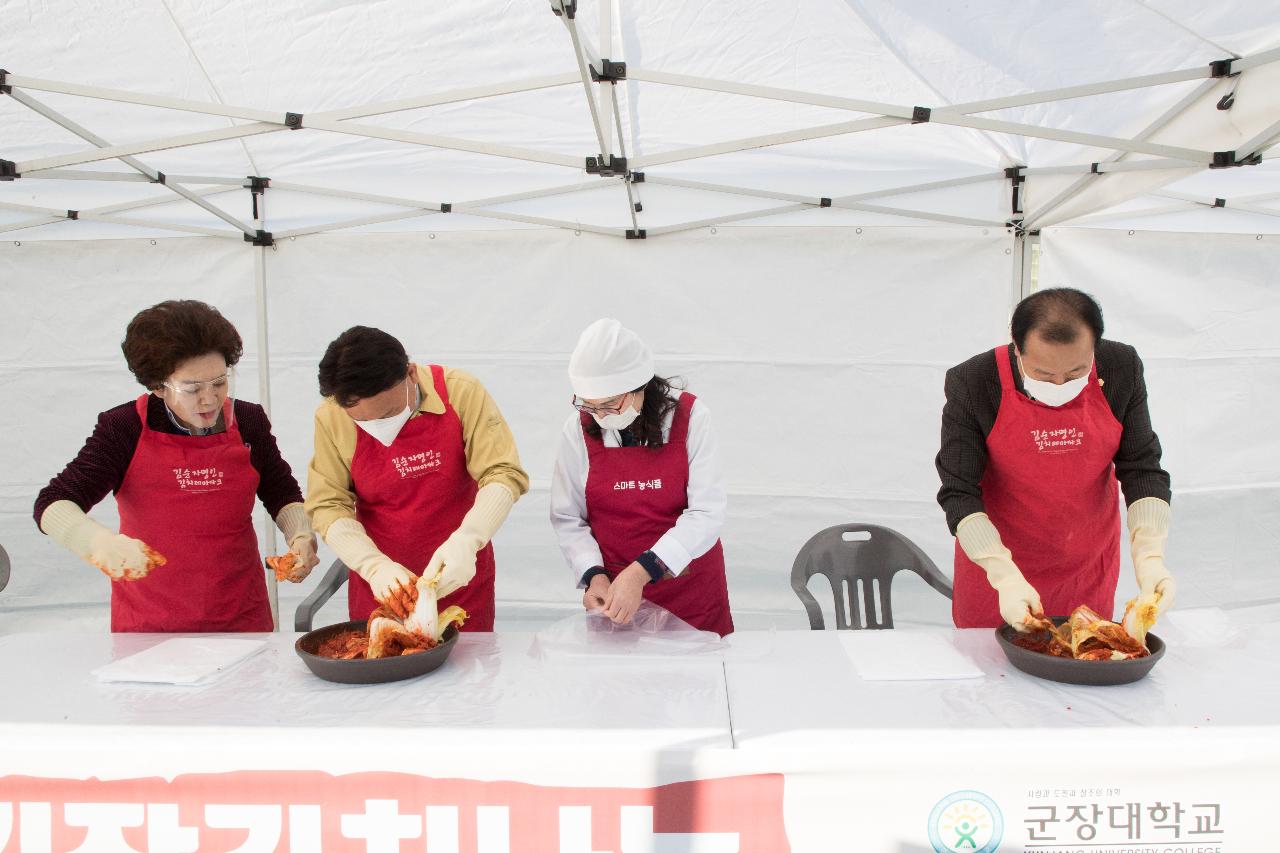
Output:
top-left (529, 600), bottom-right (728, 661)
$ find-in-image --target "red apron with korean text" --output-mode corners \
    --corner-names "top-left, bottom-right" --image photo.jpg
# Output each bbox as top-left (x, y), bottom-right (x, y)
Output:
top-left (582, 392), bottom-right (733, 636)
top-left (348, 365), bottom-right (495, 630)
top-left (953, 346), bottom-right (1124, 627)
top-left (113, 394), bottom-right (271, 632)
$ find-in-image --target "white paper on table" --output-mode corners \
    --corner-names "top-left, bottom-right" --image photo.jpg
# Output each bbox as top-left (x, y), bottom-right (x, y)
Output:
top-left (93, 638), bottom-right (268, 685)
top-left (838, 630), bottom-right (984, 681)
top-left (1160, 608), bottom-right (1241, 648)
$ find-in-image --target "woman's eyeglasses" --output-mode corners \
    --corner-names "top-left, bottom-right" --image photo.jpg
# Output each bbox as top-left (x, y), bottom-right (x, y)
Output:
top-left (164, 373), bottom-right (231, 398)
top-left (571, 394), bottom-right (628, 416)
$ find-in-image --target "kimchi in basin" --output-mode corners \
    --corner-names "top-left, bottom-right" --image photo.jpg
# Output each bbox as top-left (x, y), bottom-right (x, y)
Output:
top-left (996, 617), bottom-right (1166, 686)
top-left (295, 619), bottom-right (460, 684)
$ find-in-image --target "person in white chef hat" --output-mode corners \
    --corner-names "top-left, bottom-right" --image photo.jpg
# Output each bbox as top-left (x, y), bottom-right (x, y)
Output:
top-left (550, 318), bottom-right (733, 636)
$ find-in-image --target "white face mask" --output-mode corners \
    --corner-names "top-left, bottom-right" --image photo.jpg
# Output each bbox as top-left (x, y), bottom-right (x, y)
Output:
top-left (593, 404), bottom-right (640, 431)
top-left (355, 382), bottom-right (414, 447)
top-left (1019, 356), bottom-right (1091, 407)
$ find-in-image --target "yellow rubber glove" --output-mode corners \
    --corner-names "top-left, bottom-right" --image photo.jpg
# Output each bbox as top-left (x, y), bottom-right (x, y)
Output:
top-left (957, 512), bottom-right (1046, 632)
top-left (324, 516), bottom-right (417, 612)
top-left (39, 499), bottom-right (164, 580)
top-left (1128, 498), bottom-right (1175, 616)
top-left (274, 502), bottom-right (319, 582)
top-left (423, 483), bottom-right (515, 598)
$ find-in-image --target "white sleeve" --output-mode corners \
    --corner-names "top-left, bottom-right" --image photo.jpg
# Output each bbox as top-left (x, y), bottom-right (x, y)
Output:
top-left (648, 399), bottom-right (728, 575)
top-left (549, 413), bottom-right (605, 586)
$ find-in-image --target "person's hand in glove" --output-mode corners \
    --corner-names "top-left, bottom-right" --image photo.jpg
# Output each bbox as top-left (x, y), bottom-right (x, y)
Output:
top-left (90, 530), bottom-right (167, 580)
top-left (602, 563), bottom-right (648, 625)
top-left (957, 512), bottom-right (1048, 632)
top-left (1128, 498), bottom-right (1176, 630)
top-left (39, 500), bottom-right (166, 581)
top-left (423, 483), bottom-right (515, 598)
top-left (274, 503), bottom-right (319, 583)
top-left (323, 516), bottom-right (418, 616)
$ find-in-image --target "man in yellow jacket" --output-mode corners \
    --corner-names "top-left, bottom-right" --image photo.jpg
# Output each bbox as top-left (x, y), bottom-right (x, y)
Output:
top-left (306, 326), bottom-right (528, 630)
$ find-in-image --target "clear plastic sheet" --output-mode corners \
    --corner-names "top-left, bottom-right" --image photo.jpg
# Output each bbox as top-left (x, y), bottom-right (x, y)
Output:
top-left (0, 631), bottom-right (733, 748)
top-left (529, 601), bottom-right (728, 661)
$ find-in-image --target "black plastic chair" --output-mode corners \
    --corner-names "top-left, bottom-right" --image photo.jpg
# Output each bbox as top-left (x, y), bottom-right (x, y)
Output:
top-left (0, 543), bottom-right (9, 593)
top-left (294, 558), bottom-right (349, 632)
top-left (791, 523), bottom-right (952, 630)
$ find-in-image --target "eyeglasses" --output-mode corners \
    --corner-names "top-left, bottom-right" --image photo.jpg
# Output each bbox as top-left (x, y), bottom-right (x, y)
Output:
top-left (571, 393), bottom-right (629, 416)
top-left (163, 373), bottom-right (231, 398)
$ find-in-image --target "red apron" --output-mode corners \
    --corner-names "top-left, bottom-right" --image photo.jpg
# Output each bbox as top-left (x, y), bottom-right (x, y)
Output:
top-left (348, 365), bottom-right (495, 630)
top-left (113, 394), bottom-right (271, 633)
top-left (582, 392), bottom-right (734, 636)
top-left (953, 346), bottom-right (1124, 627)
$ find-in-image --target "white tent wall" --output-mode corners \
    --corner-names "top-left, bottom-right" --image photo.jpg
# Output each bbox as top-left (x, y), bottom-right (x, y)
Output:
top-left (1037, 227), bottom-right (1280, 609)
top-left (1, 225), bottom-right (1011, 631)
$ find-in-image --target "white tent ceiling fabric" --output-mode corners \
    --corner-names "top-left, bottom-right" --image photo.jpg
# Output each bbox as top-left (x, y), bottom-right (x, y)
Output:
top-left (0, 0), bottom-right (1278, 239)
top-left (1, 2), bottom-right (1278, 631)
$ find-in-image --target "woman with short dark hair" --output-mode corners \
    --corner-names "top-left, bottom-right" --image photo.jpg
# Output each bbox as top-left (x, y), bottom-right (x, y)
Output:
top-left (35, 300), bottom-right (317, 632)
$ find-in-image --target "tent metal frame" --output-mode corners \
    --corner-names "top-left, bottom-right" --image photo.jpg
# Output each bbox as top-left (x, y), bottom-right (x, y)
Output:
top-left (3, 37), bottom-right (1275, 243)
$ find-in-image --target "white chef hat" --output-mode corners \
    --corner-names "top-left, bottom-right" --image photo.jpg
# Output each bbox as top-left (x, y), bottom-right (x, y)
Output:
top-left (568, 318), bottom-right (655, 399)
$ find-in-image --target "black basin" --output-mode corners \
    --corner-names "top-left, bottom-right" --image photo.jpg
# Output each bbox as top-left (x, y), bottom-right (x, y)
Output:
top-left (295, 619), bottom-right (459, 684)
top-left (995, 617), bottom-right (1165, 686)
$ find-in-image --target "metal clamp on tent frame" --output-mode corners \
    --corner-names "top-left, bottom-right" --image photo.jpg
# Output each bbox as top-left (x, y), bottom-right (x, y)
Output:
top-left (549, 0), bottom-right (576, 18)
top-left (248, 175), bottom-right (270, 219)
top-left (625, 228), bottom-right (646, 239)
top-left (244, 229), bottom-right (274, 247)
top-left (590, 60), bottom-right (627, 83)
top-left (1209, 58), bottom-right (1236, 78)
top-left (0, 68), bottom-right (10, 95)
top-left (1005, 165), bottom-right (1026, 216)
top-left (1211, 150), bottom-right (1263, 168)
top-left (0, 159), bottom-right (17, 180)
top-left (285, 112), bottom-right (303, 129)
top-left (586, 155), bottom-right (627, 176)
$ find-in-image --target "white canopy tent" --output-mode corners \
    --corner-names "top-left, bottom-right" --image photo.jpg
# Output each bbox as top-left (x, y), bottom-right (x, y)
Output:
top-left (2, 0), bottom-right (1277, 631)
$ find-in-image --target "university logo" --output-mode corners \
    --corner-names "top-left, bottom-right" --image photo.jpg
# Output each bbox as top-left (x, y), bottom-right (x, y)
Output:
top-left (928, 790), bottom-right (1003, 853)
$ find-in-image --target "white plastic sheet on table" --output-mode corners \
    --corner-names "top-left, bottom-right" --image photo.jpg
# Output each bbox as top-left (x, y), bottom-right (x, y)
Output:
top-left (529, 601), bottom-right (727, 661)
top-left (838, 628), bottom-right (984, 680)
top-left (92, 637), bottom-right (267, 685)
top-left (0, 631), bottom-right (732, 750)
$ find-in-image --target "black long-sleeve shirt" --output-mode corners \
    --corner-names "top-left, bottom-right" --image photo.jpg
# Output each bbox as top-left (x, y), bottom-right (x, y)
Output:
top-left (34, 395), bottom-right (303, 528)
top-left (936, 340), bottom-right (1171, 535)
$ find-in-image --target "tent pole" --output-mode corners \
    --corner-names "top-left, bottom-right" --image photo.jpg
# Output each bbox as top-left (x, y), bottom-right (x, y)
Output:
top-left (253, 183), bottom-right (279, 631)
top-left (1010, 231), bottom-right (1028, 310)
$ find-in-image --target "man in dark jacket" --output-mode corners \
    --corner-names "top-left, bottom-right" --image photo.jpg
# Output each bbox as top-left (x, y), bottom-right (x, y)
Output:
top-left (936, 288), bottom-right (1174, 631)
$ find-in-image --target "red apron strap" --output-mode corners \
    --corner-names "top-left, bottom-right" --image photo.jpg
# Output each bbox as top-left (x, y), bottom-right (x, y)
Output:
top-left (994, 345), bottom-right (1016, 392)
top-left (427, 364), bottom-right (451, 409)
top-left (668, 392), bottom-right (696, 446)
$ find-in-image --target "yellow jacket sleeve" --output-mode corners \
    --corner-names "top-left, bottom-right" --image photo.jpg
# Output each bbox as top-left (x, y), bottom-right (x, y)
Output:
top-left (442, 367), bottom-right (530, 501)
top-left (304, 400), bottom-right (359, 539)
